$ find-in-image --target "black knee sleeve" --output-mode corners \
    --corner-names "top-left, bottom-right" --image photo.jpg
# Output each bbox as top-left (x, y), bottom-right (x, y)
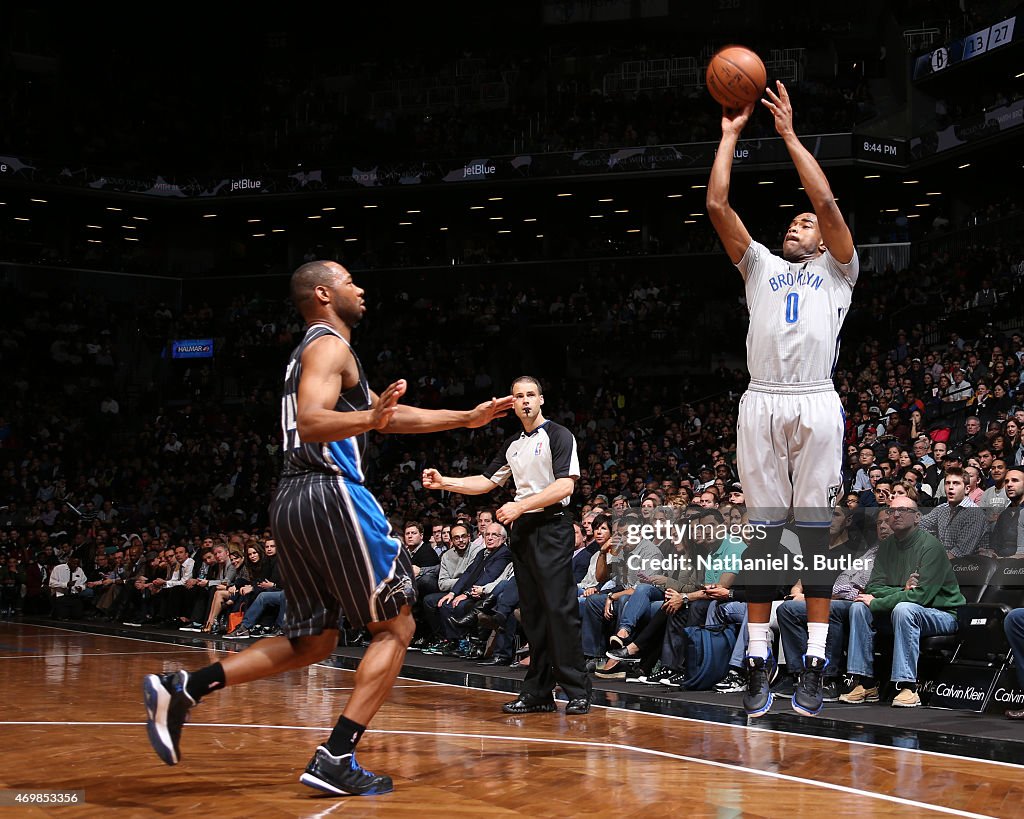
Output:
top-left (740, 525), bottom-right (785, 604)
top-left (799, 526), bottom-right (837, 599)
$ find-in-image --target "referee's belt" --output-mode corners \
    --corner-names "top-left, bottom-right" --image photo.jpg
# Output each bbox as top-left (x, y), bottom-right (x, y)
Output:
top-left (525, 504), bottom-right (567, 518)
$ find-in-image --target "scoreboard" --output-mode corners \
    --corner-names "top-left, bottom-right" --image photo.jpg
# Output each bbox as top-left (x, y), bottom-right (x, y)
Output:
top-left (913, 16), bottom-right (1018, 80)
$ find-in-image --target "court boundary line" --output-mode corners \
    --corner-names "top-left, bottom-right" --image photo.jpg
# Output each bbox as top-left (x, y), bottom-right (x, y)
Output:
top-left (11, 621), bottom-right (1024, 771)
top-left (0, 650), bottom-right (203, 659)
top-left (0, 720), bottom-right (998, 819)
top-left (424, 675), bottom-right (1024, 771)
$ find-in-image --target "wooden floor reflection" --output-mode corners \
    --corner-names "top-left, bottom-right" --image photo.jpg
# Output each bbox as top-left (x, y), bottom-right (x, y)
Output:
top-left (1, 622), bottom-right (1021, 818)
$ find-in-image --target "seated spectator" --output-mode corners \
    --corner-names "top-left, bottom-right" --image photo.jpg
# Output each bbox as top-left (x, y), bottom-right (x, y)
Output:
top-left (980, 458), bottom-right (1010, 523)
top-left (599, 521), bottom-right (707, 684)
top-left (839, 496), bottom-right (966, 707)
top-left (403, 521), bottom-right (441, 576)
top-left (580, 514), bottom-right (664, 664)
top-left (226, 589), bottom-right (287, 639)
top-left (602, 507), bottom-right (744, 685)
top-left (1, 555), bottom-right (26, 616)
top-left (919, 466), bottom-right (987, 558)
top-left (418, 522), bottom-right (481, 646)
top-left (576, 513), bottom-right (615, 600)
top-left (48, 555), bottom-right (87, 620)
top-left (470, 575), bottom-right (522, 666)
top-left (177, 547), bottom-right (218, 630)
top-left (201, 548), bottom-right (243, 632)
top-left (983, 466), bottom-right (1023, 557)
top-left (427, 522), bottom-right (512, 655)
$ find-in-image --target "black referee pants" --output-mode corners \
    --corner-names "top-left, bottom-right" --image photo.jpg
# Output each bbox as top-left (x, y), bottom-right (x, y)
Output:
top-left (511, 510), bottom-right (591, 701)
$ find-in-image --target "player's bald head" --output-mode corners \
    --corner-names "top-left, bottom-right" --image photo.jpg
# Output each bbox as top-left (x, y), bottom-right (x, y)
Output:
top-left (290, 260), bottom-right (345, 315)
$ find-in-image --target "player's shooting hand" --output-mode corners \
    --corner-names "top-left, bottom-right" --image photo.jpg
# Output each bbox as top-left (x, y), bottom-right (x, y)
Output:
top-left (422, 468), bottom-right (444, 490)
top-left (761, 80), bottom-right (795, 138)
top-left (721, 102), bottom-right (755, 136)
top-left (465, 395), bottom-right (515, 428)
top-left (370, 379), bottom-right (406, 430)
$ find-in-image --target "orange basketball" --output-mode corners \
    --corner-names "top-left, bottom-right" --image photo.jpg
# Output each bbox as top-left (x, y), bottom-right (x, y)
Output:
top-left (706, 45), bottom-right (767, 109)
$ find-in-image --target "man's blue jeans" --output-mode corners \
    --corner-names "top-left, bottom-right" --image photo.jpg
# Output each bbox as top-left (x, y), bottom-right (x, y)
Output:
top-left (776, 599), bottom-right (856, 676)
top-left (846, 601), bottom-right (957, 684)
top-left (616, 584), bottom-right (665, 637)
top-left (242, 590), bottom-right (285, 629)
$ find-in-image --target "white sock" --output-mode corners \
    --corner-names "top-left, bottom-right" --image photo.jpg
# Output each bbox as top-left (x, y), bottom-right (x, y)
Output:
top-left (807, 622), bottom-right (829, 661)
top-left (746, 622), bottom-right (772, 660)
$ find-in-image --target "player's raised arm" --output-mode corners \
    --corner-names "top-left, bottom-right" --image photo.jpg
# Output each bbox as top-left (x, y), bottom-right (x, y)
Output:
top-left (380, 394), bottom-right (514, 435)
top-left (707, 103), bottom-right (755, 267)
top-left (763, 80), bottom-right (855, 265)
top-left (296, 336), bottom-right (405, 441)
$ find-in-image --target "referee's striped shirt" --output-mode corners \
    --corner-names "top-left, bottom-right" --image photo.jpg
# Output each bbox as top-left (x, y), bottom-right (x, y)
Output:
top-left (484, 421), bottom-right (580, 509)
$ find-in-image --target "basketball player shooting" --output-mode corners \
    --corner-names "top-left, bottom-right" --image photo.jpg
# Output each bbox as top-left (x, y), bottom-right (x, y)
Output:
top-left (706, 81), bottom-right (858, 718)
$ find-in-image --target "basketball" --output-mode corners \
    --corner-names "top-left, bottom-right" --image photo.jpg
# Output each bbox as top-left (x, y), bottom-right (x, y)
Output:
top-left (706, 45), bottom-right (767, 109)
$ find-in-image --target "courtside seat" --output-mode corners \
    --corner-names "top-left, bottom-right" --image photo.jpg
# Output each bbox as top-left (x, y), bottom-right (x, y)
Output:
top-left (951, 559), bottom-right (1024, 664)
top-left (919, 556), bottom-right (998, 661)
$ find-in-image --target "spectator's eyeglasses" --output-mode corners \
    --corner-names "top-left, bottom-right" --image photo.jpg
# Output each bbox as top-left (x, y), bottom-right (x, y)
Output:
top-left (483, 532), bottom-right (503, 539)
top-left (889, 508), bottom-right (918, 517)
top-left (451, 534), bottom-right (470, 541)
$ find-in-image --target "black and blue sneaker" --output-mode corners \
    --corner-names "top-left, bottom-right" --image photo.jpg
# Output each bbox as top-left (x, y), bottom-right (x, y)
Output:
top-left (300, 746), bottom-right (394, 796)
top-left (742, 651), bottom-right (776, 718)
top-left (792, 654), bottom-right (830, 716)
top-left (143, 670), bottom-right (196, 765)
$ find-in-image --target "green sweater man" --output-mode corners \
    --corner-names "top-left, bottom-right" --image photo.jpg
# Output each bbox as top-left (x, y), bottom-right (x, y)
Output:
top-left (864, 528), bottom-right (965, 614)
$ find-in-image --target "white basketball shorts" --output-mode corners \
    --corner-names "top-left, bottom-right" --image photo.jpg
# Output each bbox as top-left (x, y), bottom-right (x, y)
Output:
top-left (736, 379), bottom-right (845, 527)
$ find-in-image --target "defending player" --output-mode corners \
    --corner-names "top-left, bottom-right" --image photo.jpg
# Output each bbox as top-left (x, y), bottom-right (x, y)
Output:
top-left (706, 81), bottom-right (859, 718)
top-left (143, 260), bottom-right (513, 796)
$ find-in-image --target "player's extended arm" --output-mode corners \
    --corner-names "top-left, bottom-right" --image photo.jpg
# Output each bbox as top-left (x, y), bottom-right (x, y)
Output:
top-left (296, 336), bottom-right (404, 441)
top-left (422, 468), bottom-right (496, 496)
top-left (707, 103), bottom-right (755, 266)
top-left (382, 395), bottom-right (514, 434)
top-left (763, 81), bottom-right (855, 265)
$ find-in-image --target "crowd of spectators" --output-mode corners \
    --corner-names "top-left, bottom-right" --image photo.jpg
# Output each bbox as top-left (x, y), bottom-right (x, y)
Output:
top-left (1, 216), bottom-right (1023, 705)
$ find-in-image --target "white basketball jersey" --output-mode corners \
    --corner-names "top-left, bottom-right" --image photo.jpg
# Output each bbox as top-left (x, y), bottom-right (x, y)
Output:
top-left (738, 240), bottom-right (859, 384)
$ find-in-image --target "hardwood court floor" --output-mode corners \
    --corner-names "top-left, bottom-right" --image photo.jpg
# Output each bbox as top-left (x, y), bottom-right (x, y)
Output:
top-left (1, 622), bottom-right (1022, 818)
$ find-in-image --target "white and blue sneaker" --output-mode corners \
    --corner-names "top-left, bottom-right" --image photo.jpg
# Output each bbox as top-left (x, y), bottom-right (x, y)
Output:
top-left (143, 670), bottom-right (196, 765)
top-left (742, 651), bottom-right (776, 718)
top-left (792, 654), bottom-right (830, 717)
top-left (300, 746), bottom-right (394, 796)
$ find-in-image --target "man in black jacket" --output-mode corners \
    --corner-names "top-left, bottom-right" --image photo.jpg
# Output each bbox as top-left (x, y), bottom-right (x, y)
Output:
top-left (986, 467), bottom-right (1022, 557)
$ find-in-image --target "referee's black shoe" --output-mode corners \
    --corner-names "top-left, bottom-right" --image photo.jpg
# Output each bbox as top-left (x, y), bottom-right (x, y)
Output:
top-left (502, 693), bottom-right (556, 714)
top-left (143, 670), bottom-right (195, 765)
top-left (300, 746), bottom-right (394, 796)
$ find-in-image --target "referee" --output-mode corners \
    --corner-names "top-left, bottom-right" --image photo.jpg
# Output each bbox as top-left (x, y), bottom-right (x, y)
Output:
top-left (423, 376), bottom-right (592, 715)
